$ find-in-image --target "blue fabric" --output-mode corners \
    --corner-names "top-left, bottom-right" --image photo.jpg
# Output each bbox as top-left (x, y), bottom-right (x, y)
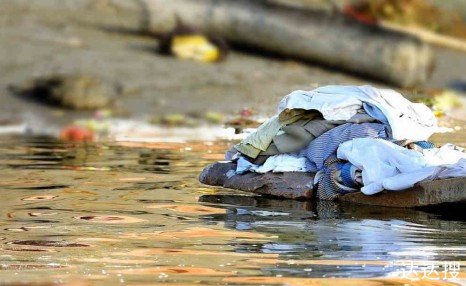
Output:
top-left (300, 122), bottom-right (388, 172)
top-left (363, 103), bottom-right (389, 125)
top-left (414, 141), bottom-right (436, 149)
top-left (340, 162), bottom-right (358, 189)
top-left (236, 156), bottom-right (257, 174)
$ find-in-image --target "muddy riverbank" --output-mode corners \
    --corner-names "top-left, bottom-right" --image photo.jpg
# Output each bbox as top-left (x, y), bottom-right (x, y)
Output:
top-left (0, 0), bottom-right (465, 134)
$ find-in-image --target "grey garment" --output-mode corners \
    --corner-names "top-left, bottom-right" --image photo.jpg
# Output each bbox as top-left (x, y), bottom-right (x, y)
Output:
top-left (273, 110), bottom-right (377, 154)
top-left (244, 143), bottom-right (280, 165)
top-left (273, 119), bottom-right (339, 154)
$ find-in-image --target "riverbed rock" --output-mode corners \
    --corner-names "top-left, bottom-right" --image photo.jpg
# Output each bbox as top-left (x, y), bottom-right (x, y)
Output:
top-left (339, 177), bottom-right (466, 208)
top-left (199, 162), bottom-right (315, 200)
top-left (12, 74), bottom-right (120, 110)
top-left (198, 161), bottom-right (235, 186)
top-left (199, 161), bottom-right (466, 207)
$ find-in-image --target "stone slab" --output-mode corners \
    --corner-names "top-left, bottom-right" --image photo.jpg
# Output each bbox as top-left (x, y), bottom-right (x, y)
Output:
top-left (338, 177), bottom-right (466, 208)
top-left (199, 161), bottom-right (466, 207)
top-left (199, 162), bottom-right (314, 200)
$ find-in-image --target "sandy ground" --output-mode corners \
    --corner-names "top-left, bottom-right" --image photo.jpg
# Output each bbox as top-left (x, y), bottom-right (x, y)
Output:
top-left (0, 0), bottom-right (465, 132)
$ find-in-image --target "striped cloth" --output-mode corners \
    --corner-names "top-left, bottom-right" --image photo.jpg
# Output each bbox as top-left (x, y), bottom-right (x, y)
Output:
top-left (300, 123), bottom-right (388, 173)
top-left (316, 156), bottom-right (361, 200)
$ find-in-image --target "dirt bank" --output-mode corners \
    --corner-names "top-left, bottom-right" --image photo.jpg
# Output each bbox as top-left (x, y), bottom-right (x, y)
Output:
top-left (0, 0), bottom-right (465, 133)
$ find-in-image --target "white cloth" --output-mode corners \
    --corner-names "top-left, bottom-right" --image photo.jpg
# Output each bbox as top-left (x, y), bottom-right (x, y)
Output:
top-left (277, 85), bottom-right (437, 141)
top-left (237, 154), bottom-right (310, 174)
top-left (337, 138), bottom-right (466, 195)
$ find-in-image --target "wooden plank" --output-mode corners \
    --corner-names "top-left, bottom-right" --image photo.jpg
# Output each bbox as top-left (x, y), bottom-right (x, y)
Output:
top-left (381, 21), bottom-right (466, 53)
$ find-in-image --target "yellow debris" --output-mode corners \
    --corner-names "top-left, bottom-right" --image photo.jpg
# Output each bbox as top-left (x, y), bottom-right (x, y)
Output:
top-left (171, 35), bottom-right (220, 63)
top-left (433, 90), bottom-right (463, 112)
top-left (433, 110), bottom-right (444, 118)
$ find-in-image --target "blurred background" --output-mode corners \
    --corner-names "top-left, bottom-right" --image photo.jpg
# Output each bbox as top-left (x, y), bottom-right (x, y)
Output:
top-left (0, 0), bottom-right (465, 141)
top-left (0, 2), bottom-right (465, 284)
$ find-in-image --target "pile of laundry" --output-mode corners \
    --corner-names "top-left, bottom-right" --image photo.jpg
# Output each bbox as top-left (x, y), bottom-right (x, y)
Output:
top-left (224, 85), bottom-right (466, 200)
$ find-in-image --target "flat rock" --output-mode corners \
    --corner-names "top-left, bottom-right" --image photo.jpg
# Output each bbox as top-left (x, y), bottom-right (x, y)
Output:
top-left (199, 161), bottom-right (466, 207)
top-left (198, 161), bottom-right (236, 186)
top-left (199, 162), bottom-right (314, 200)
top-left (339, 177), bottom-right (466, 208)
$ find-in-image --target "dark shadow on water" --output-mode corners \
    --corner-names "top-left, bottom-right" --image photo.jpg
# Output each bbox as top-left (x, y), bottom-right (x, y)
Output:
top-left (418, 202), bottom-right (466, 221)
top-left (199, 193), bottom-right (466, 222)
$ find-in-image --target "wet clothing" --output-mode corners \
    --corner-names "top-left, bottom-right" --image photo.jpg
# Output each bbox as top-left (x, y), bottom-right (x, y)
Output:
top-left (234, 115), bottom-right (282, 159)
top-left (236, 122), bottom-right (387, 179)
top-left (234, 111), bottom-right (321, 159)
top-left (235, 110), bottom-right (377, 163)
top-left (273, 110), bottom-right (377, 155)
top-left (338, 138), bottom-right (466, 195)
top-left (224, 85), bottom-right (464, 201)
top-left (236, 154), bottom-right (310, 174)
top-left (299, 123), bottom-right (387, 172)
top-left (277, 85), bottom-right (437, 141)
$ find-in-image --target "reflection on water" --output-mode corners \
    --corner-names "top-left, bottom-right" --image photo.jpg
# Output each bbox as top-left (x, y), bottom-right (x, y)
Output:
top-left (0, 135), bottom-right (464, 285)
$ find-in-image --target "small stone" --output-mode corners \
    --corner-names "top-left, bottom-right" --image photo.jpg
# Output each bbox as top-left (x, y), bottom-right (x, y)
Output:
top-left (12, 74), bottom-right (121, 110)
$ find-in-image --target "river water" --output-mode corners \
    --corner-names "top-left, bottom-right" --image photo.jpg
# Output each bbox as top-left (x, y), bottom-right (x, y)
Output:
top-left (0, 133), bottom-right (465, 285)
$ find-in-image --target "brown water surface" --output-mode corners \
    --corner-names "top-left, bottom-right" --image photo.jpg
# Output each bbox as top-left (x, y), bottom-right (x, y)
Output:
top-left (0, 134), bottom-right (465, 285)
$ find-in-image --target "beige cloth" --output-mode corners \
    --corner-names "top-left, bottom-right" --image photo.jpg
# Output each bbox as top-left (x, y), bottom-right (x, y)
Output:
top-left (235, 110), bottom-right (320, 158)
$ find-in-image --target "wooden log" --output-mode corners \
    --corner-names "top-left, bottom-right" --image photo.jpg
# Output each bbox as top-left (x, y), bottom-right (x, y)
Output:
top-left (129, 0), bottom-right (434, 87)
